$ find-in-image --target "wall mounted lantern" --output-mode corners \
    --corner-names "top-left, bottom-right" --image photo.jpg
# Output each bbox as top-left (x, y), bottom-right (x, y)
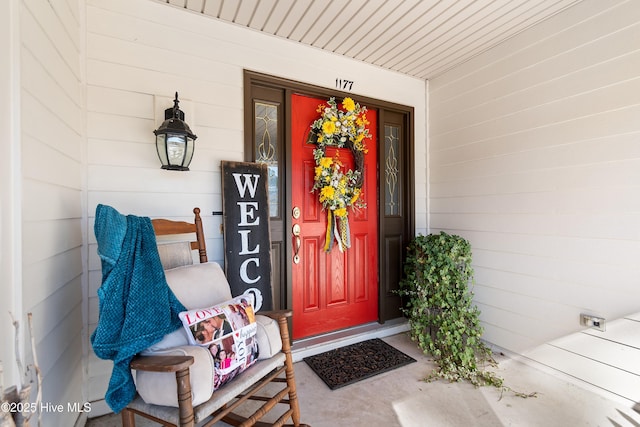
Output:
top-left (154, 92), bottom-right (197, 171)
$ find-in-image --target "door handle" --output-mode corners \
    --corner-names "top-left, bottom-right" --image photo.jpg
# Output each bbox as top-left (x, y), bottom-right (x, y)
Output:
top-left (292, 223), bottom-right (301, 264)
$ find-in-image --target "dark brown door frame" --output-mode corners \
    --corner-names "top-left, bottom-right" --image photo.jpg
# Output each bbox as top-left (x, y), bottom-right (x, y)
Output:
top-left (243, 70), bottom-right (415, 323)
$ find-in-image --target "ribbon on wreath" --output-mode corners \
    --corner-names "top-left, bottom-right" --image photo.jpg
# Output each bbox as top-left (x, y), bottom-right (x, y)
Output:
top-left (323, 210), bottom-right (351, 253)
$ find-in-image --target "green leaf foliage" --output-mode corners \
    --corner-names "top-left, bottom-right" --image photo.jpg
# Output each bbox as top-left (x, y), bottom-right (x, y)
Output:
top-left (398, 232), bottom-right (503, 388)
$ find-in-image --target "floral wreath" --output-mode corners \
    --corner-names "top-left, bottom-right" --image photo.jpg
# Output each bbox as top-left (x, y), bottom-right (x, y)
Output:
top-left (310, 97), bottom-right (371, 252)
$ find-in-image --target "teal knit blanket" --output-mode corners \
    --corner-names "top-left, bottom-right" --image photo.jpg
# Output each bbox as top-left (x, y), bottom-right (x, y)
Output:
top-left (91, 204), bottom-right (186, 413)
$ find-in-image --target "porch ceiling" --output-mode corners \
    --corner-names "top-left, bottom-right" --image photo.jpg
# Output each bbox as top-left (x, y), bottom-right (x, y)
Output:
top-left (153, 0), bottom-right (583, 80)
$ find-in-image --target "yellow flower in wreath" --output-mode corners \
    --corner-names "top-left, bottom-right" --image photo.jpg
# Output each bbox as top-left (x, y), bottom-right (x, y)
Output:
top-left (320, 186), bottom-right (335, 201)
top-left (338, 178), bottom-right (347, 195)
top-left (342, 97), bottom-right (356, 112)
top-left (319, 157), bottom-right (333, 168)
top-left (356, 114), bottom-right (369, 127)
top-left (322, 120), bottom-right (336, 135)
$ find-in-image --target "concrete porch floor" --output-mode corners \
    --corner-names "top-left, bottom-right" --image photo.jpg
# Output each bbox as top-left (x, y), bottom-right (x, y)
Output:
top-left (87, 332), bottom-right (638, 427)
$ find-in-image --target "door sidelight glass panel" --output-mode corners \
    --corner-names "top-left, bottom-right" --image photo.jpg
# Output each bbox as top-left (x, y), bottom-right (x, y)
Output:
top-left (255, 101), bottom-right (279, 217)
top-left (384, 124), bottom-right (401, 216)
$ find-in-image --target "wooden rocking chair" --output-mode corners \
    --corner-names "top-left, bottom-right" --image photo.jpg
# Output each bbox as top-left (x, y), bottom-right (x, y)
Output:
top-left (121, 207), bottom-right (309, 427)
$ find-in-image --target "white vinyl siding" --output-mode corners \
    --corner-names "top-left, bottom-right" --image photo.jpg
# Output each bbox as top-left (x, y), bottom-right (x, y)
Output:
top-left (19, 0), bottom-right (85, 426)
top-left (429, 0), bottom-right (640, 404)
top-left (85, 0), bottom-right (426, 415)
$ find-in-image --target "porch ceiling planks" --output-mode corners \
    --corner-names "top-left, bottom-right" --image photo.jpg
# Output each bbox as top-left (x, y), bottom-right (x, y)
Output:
top-left (152, 0), bottom-right (584, 80)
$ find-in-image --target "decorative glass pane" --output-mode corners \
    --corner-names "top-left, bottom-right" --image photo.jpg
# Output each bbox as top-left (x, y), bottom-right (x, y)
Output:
top-left (384, 125), bottom-right (401, 216)
top-left (255, 102), bottom-right (279, 217)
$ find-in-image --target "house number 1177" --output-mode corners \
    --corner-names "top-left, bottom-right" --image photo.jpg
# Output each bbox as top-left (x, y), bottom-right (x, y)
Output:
top-left (336, 79), bottom-right (354, 91)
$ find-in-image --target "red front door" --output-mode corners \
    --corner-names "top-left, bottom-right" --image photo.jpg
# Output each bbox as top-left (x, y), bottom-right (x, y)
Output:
top-left (290, 94), bottom-right (378, 339)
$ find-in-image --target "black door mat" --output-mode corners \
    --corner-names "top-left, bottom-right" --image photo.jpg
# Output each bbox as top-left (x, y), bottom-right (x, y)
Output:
top-left (303, 338), bottom-right (417, 390)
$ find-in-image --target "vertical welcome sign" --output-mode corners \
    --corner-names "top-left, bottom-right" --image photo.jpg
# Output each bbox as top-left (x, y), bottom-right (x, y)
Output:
top-left (221, 161), bottom-right (273, 311)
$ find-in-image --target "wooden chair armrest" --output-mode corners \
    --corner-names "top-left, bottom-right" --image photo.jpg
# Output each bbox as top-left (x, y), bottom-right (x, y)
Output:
top-left (130, 355), bottom-right (194, 373)
top-left (129, 355), bottom-right (196, 426)
top-left (260, 309), bottom-right (293, 320)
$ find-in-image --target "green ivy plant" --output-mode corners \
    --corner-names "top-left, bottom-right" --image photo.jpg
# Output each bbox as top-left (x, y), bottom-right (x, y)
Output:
top-left (399, 232), bottom-right (534, 397)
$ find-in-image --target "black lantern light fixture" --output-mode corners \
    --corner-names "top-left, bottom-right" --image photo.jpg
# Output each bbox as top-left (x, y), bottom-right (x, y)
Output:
top-left (154, 92), bottom-right (197, 171)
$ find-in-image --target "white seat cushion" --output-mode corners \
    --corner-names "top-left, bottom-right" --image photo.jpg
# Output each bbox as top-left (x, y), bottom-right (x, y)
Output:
top-left (137, 345), bottom-right (215, 407)
top-left (165, 262), bottom-right (233, 309)
top-left (136, 262), bottom-right (281, 408)
top-left (255, 315), bottom-right (282, 359)
top-left (128, 353), bottom-right (287, 424)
